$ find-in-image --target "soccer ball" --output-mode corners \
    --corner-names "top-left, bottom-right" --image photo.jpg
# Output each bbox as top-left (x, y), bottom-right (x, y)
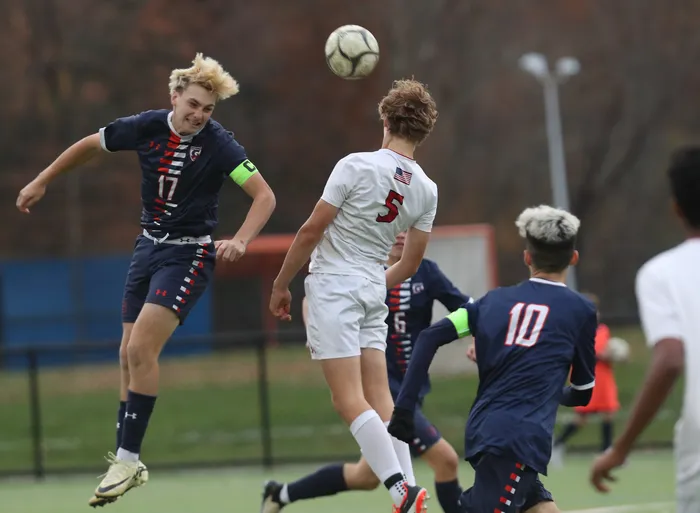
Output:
top-left (324, 25), bottom-right (379, 79)
top-left (605, 337), bottom-right (630, 363)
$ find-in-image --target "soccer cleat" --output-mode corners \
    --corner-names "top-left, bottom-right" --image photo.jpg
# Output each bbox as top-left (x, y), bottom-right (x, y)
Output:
top-left (88, 460), bottom-right (149, 507)
top-left (260, 480), bottom-right (285, 513)
top-left (393, 484), bottom-right (429, 513)
top-left (92, 453), bottom-right (148, 502)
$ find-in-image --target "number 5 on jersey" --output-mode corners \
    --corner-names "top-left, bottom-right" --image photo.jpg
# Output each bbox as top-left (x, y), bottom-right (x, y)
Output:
top-left (505, 303), bottom-right (550, 347)
top-left (377, 190), bottom-right (404, 223)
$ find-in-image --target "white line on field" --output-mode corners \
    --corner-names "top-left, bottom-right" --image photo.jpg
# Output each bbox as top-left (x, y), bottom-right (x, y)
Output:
top-left (567, 502), bottom-right (674, 513)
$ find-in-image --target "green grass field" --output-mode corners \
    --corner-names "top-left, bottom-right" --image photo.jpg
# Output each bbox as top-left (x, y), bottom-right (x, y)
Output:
top-left (0, 325), bottom-right (684, 474)
top-left (0, 452), bottom-right (678, 513)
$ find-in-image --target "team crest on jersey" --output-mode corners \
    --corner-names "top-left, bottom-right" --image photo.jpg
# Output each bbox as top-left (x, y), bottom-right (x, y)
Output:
top-left (412, 282), bottom-right (424, 294)
top-left (189, 146), bottom-right (202, 161)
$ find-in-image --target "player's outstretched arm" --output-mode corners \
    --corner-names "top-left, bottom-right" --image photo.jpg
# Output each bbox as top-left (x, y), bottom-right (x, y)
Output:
top-left (386, 227), bottom-right (430, 289)
top-left (388, 309), bottom-right (469, 443)
top-left (591, 265), bottom-right (684, 493)
top-left (269, 200), bottom-right (338, 320)
top-left (216, 173), bottom-right (276, 262)
top-left (16, 133), bottom-right (102, 213)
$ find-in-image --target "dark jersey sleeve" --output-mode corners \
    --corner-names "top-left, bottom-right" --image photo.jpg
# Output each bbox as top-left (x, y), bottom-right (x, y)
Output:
top-left (570, 309), bottom-right (598, 390)
top-left (217, 136), bottom-right (257, 186)
top-left (426, 261), bottom-right (471, 311)
top-left (395, 316), bottom-right (462, 412)
top-left (464, 297), bottom-right (481, 336)
top-left (99, 114), bottom-right (143, 152)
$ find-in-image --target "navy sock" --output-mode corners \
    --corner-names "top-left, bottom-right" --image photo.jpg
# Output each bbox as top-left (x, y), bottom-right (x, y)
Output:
top-left (554, 423), bottom-right (578, 446)
top-left (435, 479), bottom-right (462, 513)
top-left (116, 401), bottom-right (127, 453)
top-left (120, 390), bottom-right (157, 455)
top-left (601, 421), bottom-right (613, 452)
top-left (287, 463), bottom-right (348, 502)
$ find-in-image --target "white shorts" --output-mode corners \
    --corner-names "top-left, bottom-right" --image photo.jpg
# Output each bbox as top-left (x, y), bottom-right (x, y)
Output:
top-left (304, 273), bottom-right (388, 360)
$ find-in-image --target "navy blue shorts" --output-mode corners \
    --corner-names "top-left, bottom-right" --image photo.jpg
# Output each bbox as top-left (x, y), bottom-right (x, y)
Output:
top-left (122, 235), bottom-right (215, 324)
top-left (389, 380), bottom-right (442, 457)
top-left (459, 454), bottom-right (553, 513)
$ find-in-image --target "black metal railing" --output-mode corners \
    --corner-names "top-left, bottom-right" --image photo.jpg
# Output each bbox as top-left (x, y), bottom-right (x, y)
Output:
top-left (0, 328), bottom-right (675, 480)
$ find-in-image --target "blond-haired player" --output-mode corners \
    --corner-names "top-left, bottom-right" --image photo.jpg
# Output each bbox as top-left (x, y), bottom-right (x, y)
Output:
top-left (591, 147), bottom-right (700, 513)
top-left (269, 79), bottom-right (439, 513)
top-left (16, 53), bottom-right (276, 507)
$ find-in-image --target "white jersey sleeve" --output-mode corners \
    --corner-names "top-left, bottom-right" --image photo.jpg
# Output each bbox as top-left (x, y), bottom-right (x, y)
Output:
top-left (635, 259), bottom-right (683, 347)
top-left (412, 188), bottom-right (437, 232)
top-left (321, 157), bottom-right (355, 208)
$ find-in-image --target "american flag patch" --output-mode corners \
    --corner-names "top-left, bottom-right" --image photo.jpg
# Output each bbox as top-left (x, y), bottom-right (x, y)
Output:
top-left (394, 167), bottom-right (412, 185)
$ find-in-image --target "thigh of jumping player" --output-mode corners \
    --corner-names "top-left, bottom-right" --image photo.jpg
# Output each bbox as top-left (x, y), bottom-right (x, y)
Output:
top-left (145, 242), bottom-right (216, 324)
top-left (122, 235), bottom-right (154, 323)
top-left (521, 476), bottom-right (555, 512)
top-left (304, 273), bottom-right (365, 360)
top-left (358, 278), bottom-right (389, 353)
top-left (459, 453), bottom-right (539, 513)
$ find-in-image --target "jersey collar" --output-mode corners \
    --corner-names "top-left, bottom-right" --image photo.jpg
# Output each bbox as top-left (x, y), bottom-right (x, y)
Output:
top-left (167, 111), bottom-right (206, 141)
top-left (529, 277), bottom-right (567, 287)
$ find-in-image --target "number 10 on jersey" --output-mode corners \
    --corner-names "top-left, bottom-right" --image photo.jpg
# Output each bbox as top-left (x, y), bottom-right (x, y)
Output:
top-left (505, 303), bottom-right (550, 347)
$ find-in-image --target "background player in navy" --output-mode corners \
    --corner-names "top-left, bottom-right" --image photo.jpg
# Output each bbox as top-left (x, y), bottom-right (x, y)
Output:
top-left (16, 53), bottom-right (276, 507)
top-left (389, 205), bottom-right (598, 513)
top-left (261, 232), bottom-right (470, 513)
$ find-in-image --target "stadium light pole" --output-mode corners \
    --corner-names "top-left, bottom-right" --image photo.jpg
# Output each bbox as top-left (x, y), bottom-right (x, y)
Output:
top-left (519, 52), bottom-right (580, 290)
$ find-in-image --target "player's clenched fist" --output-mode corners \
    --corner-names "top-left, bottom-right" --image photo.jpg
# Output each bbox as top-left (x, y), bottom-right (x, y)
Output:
top-left (16, 179), bottom-right (47, 214)
top-left (387, 407), bottom-right (415, 444)
top-left (215, 239), bottom-right (246, 262)
top-left (269, 286), bottom-right (292, 321)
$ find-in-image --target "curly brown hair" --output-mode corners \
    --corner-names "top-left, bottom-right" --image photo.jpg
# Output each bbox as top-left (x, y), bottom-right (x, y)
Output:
top-left (378, 79), bottom-right (438, 145)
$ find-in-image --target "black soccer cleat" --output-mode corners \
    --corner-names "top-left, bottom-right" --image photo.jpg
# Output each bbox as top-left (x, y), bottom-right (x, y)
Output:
top-left (393, 484), bottom-right (429, 513)
top-left (260, 480), bottom-right (285, 513)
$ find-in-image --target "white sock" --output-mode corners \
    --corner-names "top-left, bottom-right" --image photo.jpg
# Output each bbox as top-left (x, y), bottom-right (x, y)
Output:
top-left (385, 420), bottom-right (416, 486)
top-left (279, 484), bottom-right (290, 504)
top-left (116, 447), bottom-right (139, 463)
top-left (350, 410), bottom-right (406, 505)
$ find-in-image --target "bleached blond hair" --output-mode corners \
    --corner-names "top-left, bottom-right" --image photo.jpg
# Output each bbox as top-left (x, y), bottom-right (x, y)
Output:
top-left (169, 53), bottom-right (239, 101)
top-left (516, 205), bottom-right (580, 244)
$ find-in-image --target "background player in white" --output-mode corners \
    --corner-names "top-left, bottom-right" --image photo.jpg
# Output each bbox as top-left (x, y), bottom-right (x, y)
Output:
top-left (269, 79), bottom-right (439, 513)
top-left (590, 147), bottom-right (700, 513)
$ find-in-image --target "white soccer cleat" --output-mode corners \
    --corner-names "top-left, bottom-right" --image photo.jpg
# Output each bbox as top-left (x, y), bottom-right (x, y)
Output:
top-left (92, 453), bottom-right (148, 501)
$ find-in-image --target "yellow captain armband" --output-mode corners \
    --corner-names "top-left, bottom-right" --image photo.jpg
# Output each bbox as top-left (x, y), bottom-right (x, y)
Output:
top-left (446, 308), bottom-right (471, 338)
top-left (229, 159), bottom-right (259, 186)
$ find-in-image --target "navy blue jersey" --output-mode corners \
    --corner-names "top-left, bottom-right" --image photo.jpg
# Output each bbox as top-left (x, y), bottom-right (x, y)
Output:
top-left (100, 109), bottom-right (256, 239)
top-left (396, 278), bottom-right (597, 476)
top-left (385, 259), bottom-right (470, 396)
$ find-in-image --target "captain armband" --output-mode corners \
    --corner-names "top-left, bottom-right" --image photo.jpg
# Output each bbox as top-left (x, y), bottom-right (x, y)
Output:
top-left (229, 159), bottom-right (259, 186)
top-left (446, 308), bottom-right (471, 338)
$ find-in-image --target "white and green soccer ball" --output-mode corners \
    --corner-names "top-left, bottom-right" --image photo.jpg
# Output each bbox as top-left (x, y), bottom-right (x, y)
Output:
top-left (324, 25), bottom-right (380, 79)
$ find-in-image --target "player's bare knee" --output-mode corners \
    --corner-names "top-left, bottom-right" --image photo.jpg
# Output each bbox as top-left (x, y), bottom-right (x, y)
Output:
top-left (424, 439), bottom-right (460, 481)
top-left (330, 392), bottom-right (368, 424)
top-left (125, 339), bottom-right (158, 371)
top-left (345, 462), bottom-right (380, 490)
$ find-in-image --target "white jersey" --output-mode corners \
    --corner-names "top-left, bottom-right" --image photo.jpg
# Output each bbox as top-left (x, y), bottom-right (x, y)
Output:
top-left (309, 149), bottom-right (438, 284)
top-left (635, 238), bottom-right (700, 494)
